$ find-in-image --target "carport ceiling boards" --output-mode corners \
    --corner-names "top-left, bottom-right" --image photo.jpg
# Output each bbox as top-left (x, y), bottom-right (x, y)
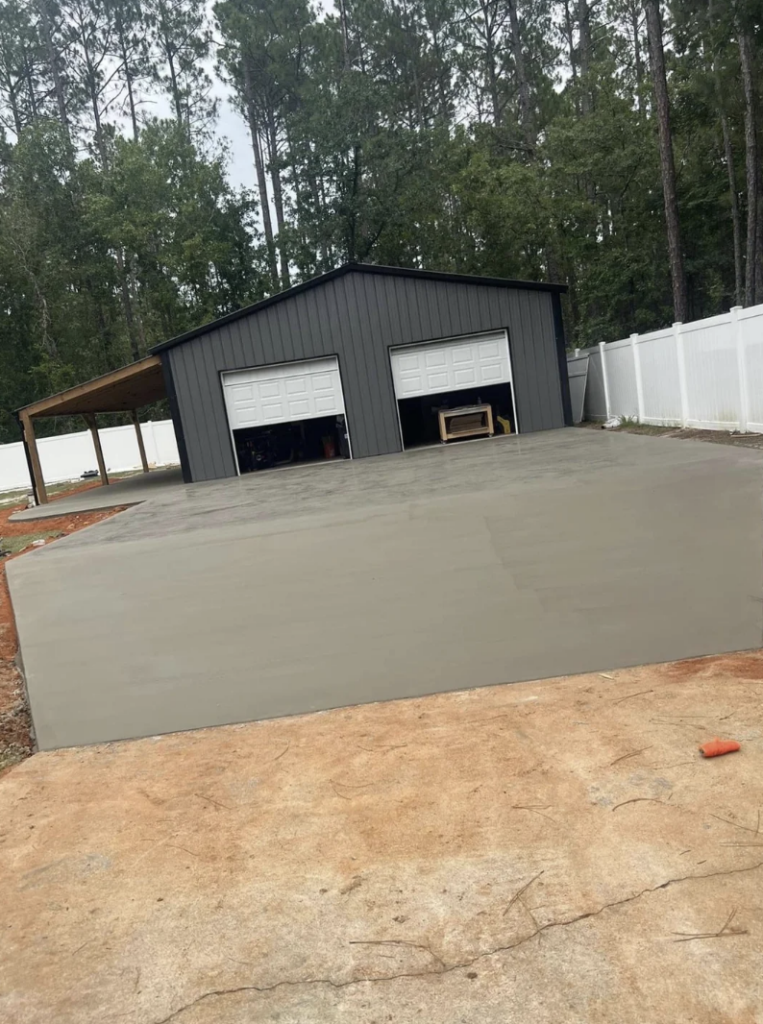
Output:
top-left (18, 356), bottom-right (167, 418)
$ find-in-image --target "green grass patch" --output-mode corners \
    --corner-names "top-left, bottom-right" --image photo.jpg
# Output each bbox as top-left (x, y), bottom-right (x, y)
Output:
top-left (0, 531), bottom-right (64, 556)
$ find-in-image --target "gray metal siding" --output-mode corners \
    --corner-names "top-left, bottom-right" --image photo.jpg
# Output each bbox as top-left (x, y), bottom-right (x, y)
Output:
top-left (168, 271), bottom-right (565, 482)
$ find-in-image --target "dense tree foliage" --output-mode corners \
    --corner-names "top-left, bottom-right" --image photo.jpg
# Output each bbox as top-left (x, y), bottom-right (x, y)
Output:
top-left (0, 0), bottom-right (761, 440)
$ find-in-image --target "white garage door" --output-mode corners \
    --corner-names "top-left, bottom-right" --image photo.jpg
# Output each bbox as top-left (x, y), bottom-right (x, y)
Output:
top-left (390, 331), bottom-right (512, 399)
top-left (222, 357), bottom-right (345, 431)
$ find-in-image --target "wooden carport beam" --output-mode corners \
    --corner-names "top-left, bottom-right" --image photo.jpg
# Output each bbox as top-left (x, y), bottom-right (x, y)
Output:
top-left (83, 414), bottom-right (109, 486)
top-left (130, 410), bottom-right (149, 473)
top-left (19, 411), bottom-right (48, 505)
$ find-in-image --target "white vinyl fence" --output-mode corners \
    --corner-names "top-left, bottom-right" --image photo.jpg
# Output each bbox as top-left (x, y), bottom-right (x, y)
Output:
top-left (0, 419), bottom-right (180, 494)
top-left (579, 303), bottom-right (763, 431)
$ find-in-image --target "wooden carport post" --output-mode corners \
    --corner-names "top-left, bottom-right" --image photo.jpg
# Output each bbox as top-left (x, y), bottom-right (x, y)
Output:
top-left (130, 409), bottom-right (149, 473)
top-left (84, 414), bottom-right (109, 486)
top-left (19, 411), bottom-right (48, 505)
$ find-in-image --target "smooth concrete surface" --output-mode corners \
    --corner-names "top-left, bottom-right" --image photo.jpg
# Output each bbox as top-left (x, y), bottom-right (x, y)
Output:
top-left (7, 429), bottom-right (763, 749)
top-left (9, 467), bottom-right (184, 521)
top-left (2, 656), bottom-right (763, 1024)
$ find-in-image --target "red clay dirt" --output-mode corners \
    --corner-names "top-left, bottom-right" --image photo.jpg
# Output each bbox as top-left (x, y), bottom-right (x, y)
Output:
top-left (0, 497), bottom-right (121, 772)
top-left (1, 651), bottom-right (762, 1024)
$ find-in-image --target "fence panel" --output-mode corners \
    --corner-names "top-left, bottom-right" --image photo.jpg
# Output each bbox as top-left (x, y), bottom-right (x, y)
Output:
top-left (582, 347), bottom-right (607, 420)
top-left (603, 340), bottom-right (639, 419)
top-left (566, 352), bottom-right (589, 423)
top-left (636, 329), bottom-right (680, 424)
top-left (680, 316), bottom-right (739, 429)
top-left (579, 302), bottom-right (763, 432)
top-left (0, 419), bottom-right (179, 494)
top-left (0, 443), bottom-right (30, 494)
top-left (741, 308), bottom-right (763, 431)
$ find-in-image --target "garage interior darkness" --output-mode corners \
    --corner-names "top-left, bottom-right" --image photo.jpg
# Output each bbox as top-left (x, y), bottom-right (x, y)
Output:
top-left (398, 382), bottom-right (516, 449)
top-left (233, 415), bottom-right (350, 473)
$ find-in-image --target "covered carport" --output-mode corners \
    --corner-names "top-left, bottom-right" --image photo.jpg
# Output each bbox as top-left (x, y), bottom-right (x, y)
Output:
top-left (16, 355), bottom-right (168, 505)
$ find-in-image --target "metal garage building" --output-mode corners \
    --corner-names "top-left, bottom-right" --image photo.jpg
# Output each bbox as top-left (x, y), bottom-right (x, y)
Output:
top-left (157, 263), bottom-right (571, 483)
top-left (16, 263), bottom-right (570, 500)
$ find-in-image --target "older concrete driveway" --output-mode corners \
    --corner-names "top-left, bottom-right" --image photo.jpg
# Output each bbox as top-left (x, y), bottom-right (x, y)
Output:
top-left (7, 428), bottom-right (763, 749)
top-left (2, 654), bottom-right (763, 1024)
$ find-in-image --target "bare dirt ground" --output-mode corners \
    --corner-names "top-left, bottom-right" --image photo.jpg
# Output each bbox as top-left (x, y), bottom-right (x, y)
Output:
top-left (0, 498), bottom-right (121, 772)
top-left (1, 652), bottom-right (761, 1023)
top-left (580, 419), bottom-right (763, 449)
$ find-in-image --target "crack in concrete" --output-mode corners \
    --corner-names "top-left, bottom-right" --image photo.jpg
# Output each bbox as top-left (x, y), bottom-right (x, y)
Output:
top-left (152, 860), bottom-right (763, 1024)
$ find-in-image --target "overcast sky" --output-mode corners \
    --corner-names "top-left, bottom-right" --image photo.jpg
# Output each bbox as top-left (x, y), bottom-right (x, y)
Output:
top-left (215, 91), bottom-right (254, 191)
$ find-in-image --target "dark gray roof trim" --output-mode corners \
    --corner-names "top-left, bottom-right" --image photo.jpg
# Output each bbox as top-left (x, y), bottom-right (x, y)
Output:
top-left (151, 262), bottom-right (567, 354)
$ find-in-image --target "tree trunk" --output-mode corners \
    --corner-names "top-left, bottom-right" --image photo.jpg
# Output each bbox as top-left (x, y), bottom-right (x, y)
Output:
top-left (116, 9), bottom-right (139, 139)
top-left (737, 19), bottom-right (758, 305)
top-left (266, 117), bottom-right (291, 289)
top-left (23, 50), bottom-right (38, 118)
top-left (242, 60), bottom-right (277, 289)
top-left (115, 249), bottom-right (141, 362)
top-left (719, 108), bottom-right (744, 306)
top-left (129, 254), bottom-right (146, 351)
top-left (338, 0), bottom-right (351, 70)
top-left (644, 0), bottom-right (688, 322)
top-left (563, 0), bottom-right (577, 81)
top-left (756, 180), bottom-right (763, 301)
top-left (507, 0), bottom-right (533, 151)
top-left (706, 0), bottom-right (741, 304)
top-left (38, 0), bottom-right (68, 132)
top-left (164, 41), bottom-right (184, 125)
top-left (630, 2), bottom-right (645, 116)
top-left (578, 0), bottom-right (592, 115)
top-left (5, 75), bottom-right (23, 136)
top-left (485, 22), bottom-right (501, 127)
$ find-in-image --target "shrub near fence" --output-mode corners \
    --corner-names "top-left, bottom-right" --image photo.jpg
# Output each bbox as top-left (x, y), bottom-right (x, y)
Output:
top-left (582, 304), bottom-right (763, 432)
top-left (0, 419), bottom-right (180, 494)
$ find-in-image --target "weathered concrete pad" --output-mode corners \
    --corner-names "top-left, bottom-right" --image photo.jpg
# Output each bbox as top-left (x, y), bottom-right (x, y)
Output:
top-left (1, 653), bottom-right (762, 1023)
top-left (9, 467), bottom-right (183, 522)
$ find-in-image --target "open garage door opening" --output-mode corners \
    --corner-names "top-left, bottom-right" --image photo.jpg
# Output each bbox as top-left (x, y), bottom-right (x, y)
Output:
top-left (222, 356), bottom-right (352, 475)
top-left (391, 331), bottom-right (518, 450)
top-left (398, 383), bottom-right (516, 449)
top-left (233, 415), bottom-right (350, 472)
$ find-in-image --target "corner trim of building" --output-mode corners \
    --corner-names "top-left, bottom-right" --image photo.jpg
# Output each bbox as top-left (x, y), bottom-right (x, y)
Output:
top-left (552, 293), bottom-right (574, 427)
top-left (160, 354), bottom-right (193, 483)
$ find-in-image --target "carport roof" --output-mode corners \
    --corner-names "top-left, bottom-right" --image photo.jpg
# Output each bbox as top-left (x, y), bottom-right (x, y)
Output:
top-left (150, 263), bottom-right (568, 354)
top-left (17, 355), bottom-right (166, 419)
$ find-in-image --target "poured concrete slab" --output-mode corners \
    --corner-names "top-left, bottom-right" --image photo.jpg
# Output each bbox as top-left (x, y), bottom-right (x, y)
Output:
top-left (9, 467), bottom-right (183, 521)
top-left (1, 655), bottom-right (762, 1024)
top-left (7, 429), bottom-right (763, 749)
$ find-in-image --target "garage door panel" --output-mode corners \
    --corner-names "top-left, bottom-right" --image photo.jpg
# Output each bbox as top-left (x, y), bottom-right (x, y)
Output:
top-left (398, 354), bottom-right (421, 371)
top-left (480, 365), bottom-right (504, 382)
top-left (478, 341), bottom-right (502, 358)
top-left (223, 358), bottom-right (345, 431)
top-left (425, 351), bottom-right (447, 367)
top-left (398, 376), bottom-right (424, 396)
top-left (288, 401), bottom-right (312, 418)
top-left (315, 397), bottom-right (340, 415)
top-left (451, 347), bottom-right (474, 364)
top-left (391, 332), bottom-right (511, 399)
